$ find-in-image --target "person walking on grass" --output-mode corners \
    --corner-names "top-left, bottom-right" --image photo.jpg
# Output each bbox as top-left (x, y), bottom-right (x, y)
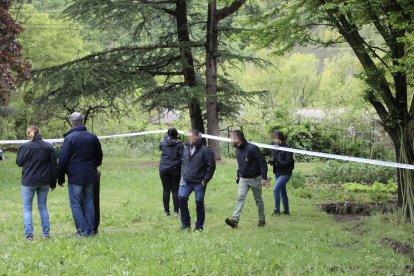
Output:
top-left (16, 125), bottom-right (58, 241)
top-left (179, 130), bottom-right (216, 232)
top-left (225, 130), bottom-right (268, 229)
top-left (58, 112), bottom-right (103, 237)
top-left (159, 128), bottom-right (183, 217)
top-left (268, 130), bottom-right (294, 216)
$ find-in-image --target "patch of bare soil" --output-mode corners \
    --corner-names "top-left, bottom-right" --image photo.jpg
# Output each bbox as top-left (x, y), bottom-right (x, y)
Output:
top-left (381, 238), bottom-right (414, 273)
top-left (320, 201), bottom-right (395, 216)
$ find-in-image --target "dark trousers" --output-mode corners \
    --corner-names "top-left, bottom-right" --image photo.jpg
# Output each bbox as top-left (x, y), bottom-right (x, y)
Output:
top-left (80, 172), bottom-right (100, 233)
top-left (160, 173), bottom-right (180, 213)
top-left (178, 180), bottom-right (206, 230)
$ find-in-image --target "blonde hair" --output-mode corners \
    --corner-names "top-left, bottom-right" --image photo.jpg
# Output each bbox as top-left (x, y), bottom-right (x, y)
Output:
top-left (26, 125), bottom-right (40, 141)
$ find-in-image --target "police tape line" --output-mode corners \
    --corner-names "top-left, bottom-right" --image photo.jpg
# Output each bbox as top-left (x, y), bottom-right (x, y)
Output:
top-left (1, 129), bottom-right (413, 170)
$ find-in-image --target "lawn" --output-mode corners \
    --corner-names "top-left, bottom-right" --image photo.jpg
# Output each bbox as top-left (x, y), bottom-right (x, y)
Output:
top-left (0, 154), bottom-right (413, 275)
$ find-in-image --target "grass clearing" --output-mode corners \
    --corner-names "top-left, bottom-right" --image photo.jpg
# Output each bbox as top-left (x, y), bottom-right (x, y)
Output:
top-left (1, 154), bottom-right (413, 275)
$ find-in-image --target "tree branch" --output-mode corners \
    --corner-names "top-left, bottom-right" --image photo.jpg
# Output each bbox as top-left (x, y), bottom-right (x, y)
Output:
top-left (216, 0), bottom-right (246, 21)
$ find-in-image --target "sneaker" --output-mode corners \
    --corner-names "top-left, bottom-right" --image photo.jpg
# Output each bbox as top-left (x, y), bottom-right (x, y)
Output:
top-left (282, 211), bottom-right (290, 215)
top-left (25, 235), bottom-right (33, 241)
top-left (42, 236), bottom-right (50, 240)
top-left (225, 218), bottom-right (238, 229)
top-left (272, 210), bottom-right (281, 216)
top-left (165, 211), bottom-right (171, 217)
top-left (179, 225), bottom-right (191, 231)
top-left (258, 220), bottom-right (266, 227)
top-left (173, 212), bottom-right (179, 217)
top-left (194, 228), bottom-right (203, 232)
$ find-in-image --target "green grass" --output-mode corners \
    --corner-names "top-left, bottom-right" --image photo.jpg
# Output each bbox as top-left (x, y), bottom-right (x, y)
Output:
top-left (1, 154), bottom-right (414, 275)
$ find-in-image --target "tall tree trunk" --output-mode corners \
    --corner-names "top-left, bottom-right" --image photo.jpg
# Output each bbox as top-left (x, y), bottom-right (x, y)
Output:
top-left (205, 0), bottom-right (221, 159)
top-left (175, 0), bottom-right (205, 134)
top-left (204, 0), bottom-right (245, 159)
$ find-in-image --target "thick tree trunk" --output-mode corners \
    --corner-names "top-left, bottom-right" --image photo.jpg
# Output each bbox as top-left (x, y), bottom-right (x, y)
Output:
top-left (389, 129), bottom-right (414, 216)
top-left (175, 0), bottom-right (205, 134)
top-left (205, 0), bottom-right (221, 160)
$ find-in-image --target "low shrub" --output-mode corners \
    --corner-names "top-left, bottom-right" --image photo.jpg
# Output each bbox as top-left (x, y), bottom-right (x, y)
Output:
top-left (316, 160), bottom-right (396, 184)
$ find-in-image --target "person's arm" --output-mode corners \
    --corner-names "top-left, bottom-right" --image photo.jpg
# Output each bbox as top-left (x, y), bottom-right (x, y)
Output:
top-left (57, 138), bottom-right (71, 185)
top-left (49, 147), bottom-right (58, 189)
top-left (276, 151), bottom-right (294, 167)
top-left (202, 148), bottom-right (216, 185)
top-left (253, 146), bottom-right (268, 180)
top-left (95, 138), bottom-right (103, 167)
top-left (16, 144), bottom-right (27, 167)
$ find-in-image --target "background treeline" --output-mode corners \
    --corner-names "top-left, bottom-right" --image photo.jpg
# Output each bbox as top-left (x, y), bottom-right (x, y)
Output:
top-left (1, 0), bottom-right (393, 163)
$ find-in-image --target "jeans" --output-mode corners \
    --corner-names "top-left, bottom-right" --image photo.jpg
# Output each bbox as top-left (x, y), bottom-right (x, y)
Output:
top-left (233, 176), bottom-right (265, 221)
top-left (178, 180), bottom-right (206, 229)
top-left (21, 185), bottom-right (50, 238)
top-left (160, 173), bottom-right (180, 213)
top-left (273, 175), bottom-right (291, 213)
top-left (68, 183), bottom-right (95, 236)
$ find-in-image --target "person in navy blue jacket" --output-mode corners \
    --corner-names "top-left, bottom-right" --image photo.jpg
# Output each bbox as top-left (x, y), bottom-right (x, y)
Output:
top-left (58, 112), bottom-right (103, 237)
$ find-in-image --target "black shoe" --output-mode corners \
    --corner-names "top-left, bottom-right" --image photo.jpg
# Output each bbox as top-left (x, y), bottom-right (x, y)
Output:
top-left (179, 225), bottom-right (191, 231)
top-left (258, 220), bottom-right (266, 227)
top-left (272, 210), bottom-right (281, 216)
top-left (194, 228), bottom-right (203, 232)
top-left (282, 211), bottom-right (290, 215)
top-left (225, 218), bottom-right (238, 229)
top-left (165, 211), bottom-right (171, 217)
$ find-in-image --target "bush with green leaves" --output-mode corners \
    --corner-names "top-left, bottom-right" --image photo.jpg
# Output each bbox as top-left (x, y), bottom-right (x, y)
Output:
top-left (316, 160), bottom-right (396, 184)
top-left (342, 181), bottom-right (397, 194)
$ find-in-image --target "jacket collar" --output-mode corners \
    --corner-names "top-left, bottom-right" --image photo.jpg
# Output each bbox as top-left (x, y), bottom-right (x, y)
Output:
top-left (32, 133), bottom-right (43, 141)
top-left (236, 139), bottom-right (248, 149)
top-left (64, 125), bottom-right (87, 137)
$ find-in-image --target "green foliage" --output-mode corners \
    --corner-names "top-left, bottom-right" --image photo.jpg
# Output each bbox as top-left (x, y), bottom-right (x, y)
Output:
top-left (343, 181), bottom-right (398, 194)
top-left (291, 188), bottom-right (312, 199)
top-left (316, 161), bottom-right (396, 185)
top-left (290, 172), bottom-right (306, 189)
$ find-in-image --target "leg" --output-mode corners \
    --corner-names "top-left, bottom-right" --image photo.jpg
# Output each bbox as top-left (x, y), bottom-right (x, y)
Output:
top-left (178, 180), bottom-right (193, 227)
top-left (279, 175), bottom-right (291, 213)
top-left (171, 175), bottom-right (181, 213)
top-left (21, 185), bottom-right (36, 238)
top-left (82, 183), bottom-right (96, 236)
top-left (94, 172), bottom-right (101, 233)
top-left (251, 180), bottom-right (265, 222)
top-left (68, 184), bottom-right (88, 236)
top-left (232, 178), bottom-right (250, 221)
top-left (36, 185), bottom-right (50, 237)
top-left (273, 176), bottom-right (283, 213)
top-left (194, 183), bottom-right (206, 230)
top-left (160, 174), bottom-right (172, 214)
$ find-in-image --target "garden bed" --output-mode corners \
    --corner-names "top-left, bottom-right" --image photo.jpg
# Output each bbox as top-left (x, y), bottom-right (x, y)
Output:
top-left (320, 201), bottom-right (396, 216)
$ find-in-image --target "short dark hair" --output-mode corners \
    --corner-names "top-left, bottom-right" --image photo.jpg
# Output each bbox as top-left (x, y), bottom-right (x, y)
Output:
top-left (273, 130), bottom-right (285, 142)
top-left (230, 130), bottom-right (245, 140)
top-left (167, 127), bottom-right (178, 139)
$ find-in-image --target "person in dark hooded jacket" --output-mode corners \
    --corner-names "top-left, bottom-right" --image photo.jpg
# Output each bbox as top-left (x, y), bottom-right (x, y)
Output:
top-left (159, 128), bottom-right (183, 216)
top-left (268, 130), bottom-right (294, 215)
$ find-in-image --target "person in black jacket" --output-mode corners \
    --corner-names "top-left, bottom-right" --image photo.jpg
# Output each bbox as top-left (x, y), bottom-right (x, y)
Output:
top-left (58, 112), bottom-right (103, 237)
top-left (159, 128), bottom-right (183, 217)
top-left (179, 130), bottom-right (216, 232)
top-left (268, 130), bottom-right (294, 215)
top-left (16, 125), bottom-right (57, 240)
top-left (225, 130), bottom-right (268, 229)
